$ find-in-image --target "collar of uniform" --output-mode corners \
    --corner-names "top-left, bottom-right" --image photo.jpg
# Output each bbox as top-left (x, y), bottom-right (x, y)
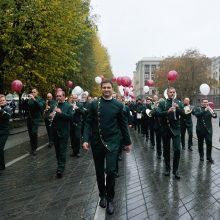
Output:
top-left (102, 96), bottom-right (113, 101)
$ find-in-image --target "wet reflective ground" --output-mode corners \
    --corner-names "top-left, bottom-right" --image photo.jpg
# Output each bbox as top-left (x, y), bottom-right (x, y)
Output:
top-left (1, 129), bottom-right (220, 219)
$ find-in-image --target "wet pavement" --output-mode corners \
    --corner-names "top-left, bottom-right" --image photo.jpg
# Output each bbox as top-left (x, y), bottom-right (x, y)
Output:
top-left (1, 119), bottom-right (220, 219)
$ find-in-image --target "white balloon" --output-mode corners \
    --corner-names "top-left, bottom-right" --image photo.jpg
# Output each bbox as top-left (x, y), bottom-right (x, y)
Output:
top-left (72, 86), bottom-right (83, 95)
top-left (95, 76), bottom-right (102, 84)
top-left (118, 86), bottom-right (124, 96)
top-left (200, 83), bottom-right (210, 95)
top-left (143, 86), bottom-right (149, 93)
top-left (84, 91), bottom-right (89, 96)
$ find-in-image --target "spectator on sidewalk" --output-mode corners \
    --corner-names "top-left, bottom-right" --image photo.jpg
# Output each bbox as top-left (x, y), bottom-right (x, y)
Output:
top-left (9, 99), bottom-right (16, 119)
top-left (27, 88), bottom-right (45, 156)
top-left (0, 95), bottom-right (12, 174)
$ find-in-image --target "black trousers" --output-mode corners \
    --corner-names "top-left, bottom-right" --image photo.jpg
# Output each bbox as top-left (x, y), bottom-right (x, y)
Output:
top-left (27, 119), bottom-right (39, 152)
top-left (91, 142), bottom-right (118, 201)
top-left (0, 134), bottom-right (8, 170)
top-left (155, 129), bottom-right (162, 156)
top-left (196, 129), bottom-right (212, 159)
top-left (162, 129), bottom-right (181, 173)
top-left (53, 131), bottom-right (68, 173)
top-left (70, 124), bottom-right (81, 155)
top-left (181, 124), bottom-right (193, 147)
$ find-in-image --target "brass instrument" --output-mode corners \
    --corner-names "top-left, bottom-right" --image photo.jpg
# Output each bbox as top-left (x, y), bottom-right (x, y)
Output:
top-left (146, 101), bottom-right (159, 117)
top-left (205, 106), bottom-right (216, 117)
top-left (184, 105), bottom-right (192, 114)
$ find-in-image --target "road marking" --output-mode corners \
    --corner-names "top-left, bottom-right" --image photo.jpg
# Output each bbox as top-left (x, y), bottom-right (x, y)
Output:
top-left (5, 143), bottom-right (48, 168)
top-left (94, 199), bottom-right (106, 220)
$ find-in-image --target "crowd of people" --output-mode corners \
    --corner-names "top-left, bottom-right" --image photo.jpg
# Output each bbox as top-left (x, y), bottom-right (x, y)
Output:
top-left (0, 81), bottom-right (218, 215)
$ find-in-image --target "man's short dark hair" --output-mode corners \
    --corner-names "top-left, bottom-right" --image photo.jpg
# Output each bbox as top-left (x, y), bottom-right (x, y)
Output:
top-left (101, 79), bottom-right (113, 88)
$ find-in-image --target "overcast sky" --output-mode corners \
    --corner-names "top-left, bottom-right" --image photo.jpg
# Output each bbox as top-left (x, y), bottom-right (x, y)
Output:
top-left (90, 0), bottom-right (220, 78)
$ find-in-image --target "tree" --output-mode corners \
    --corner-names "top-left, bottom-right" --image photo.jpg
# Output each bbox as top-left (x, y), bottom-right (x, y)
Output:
top-left (154, 49), bottom-right (216, 100)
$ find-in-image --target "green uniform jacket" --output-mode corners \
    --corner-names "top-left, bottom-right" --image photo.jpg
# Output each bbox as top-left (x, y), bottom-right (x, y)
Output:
top-left (52, 102), bottom-right (73, 138)
top-left (0, 105), bottom-right (12, 135)
top-left (83, 97), bottom-right (131, 152)
top-left (27, 96), bottom-right (45, 121)
top-left (157, 99), bottom-right (184, 136)
top-left (192, 106), bottom-right (217, 134)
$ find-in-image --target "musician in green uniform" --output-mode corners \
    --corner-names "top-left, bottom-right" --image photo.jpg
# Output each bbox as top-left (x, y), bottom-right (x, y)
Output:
top-left (68, 94), bottom-right (84, 157)
top-left (43, 93), bottom-right (57, 148)
top-left (51, 90), bottom-right (73, 178)
top-left (0, 95), bottom-right (12, 174)
top-left (157, 87), bottom-right (184, 179)
top-left (180, 98), bottom-right (193, 151)
top-left (192, 98), bottom-right (217, 163)
top-left (83, 80), bottom-right (132, 215)
top-left (27, 88), bottom-right (45, 156)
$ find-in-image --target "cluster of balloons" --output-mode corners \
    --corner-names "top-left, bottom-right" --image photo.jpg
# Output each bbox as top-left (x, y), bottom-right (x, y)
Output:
top-left (115, 76), bottom-right (132, 87)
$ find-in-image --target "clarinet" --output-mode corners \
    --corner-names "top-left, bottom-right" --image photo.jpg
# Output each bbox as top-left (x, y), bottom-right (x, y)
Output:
top-left (49, 102), bottom-right (59, 127)
top-left (172, 99), bottom-right (177, 120)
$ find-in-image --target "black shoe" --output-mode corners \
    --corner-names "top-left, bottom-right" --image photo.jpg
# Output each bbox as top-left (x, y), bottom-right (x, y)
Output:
top-left (118, 155), bottom-right (122, 161)
top-left (207, 158), bottom-right (214, 164)
top-left (30, 150), bottom-right (37, 156)
top-left (188, 146), bottom-right (193, 151)
top-left (99, 197), bottom-right (107, 208)
top-left (173, 171), bottom-right (181, 180)
top-left (200, 157), bottom-right (204, 161)
top-left (76, 153), bottom-right (81, 158)
top-left (56, 171), bottom-right (63, 178)
top-left (106, 201), bottom-right (114, 215)
top-left (163, 170), bottom-right (170, 176)
top-left (157, 155), bottom-right (161, 159)
top-left (48, 143), bottom-right (53, 148)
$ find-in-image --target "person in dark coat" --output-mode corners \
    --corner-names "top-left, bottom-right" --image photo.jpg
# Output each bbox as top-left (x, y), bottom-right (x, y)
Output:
top-left (82, 80), bottom-right (132, 215)
top-left (180, 98), bottom-right (193, 151)
top-left (51, 90), bottom-right (73, 178)
top-left (0, 95), bottom-right (12, 174)
top-left (43, 93), bottom-right (57, 148)
top-left (27, 88), bottom-right (45, 156)
top-left (192, 98), bottom-right (217, 163)
top-left (157, 87), bottom-right (184, 179)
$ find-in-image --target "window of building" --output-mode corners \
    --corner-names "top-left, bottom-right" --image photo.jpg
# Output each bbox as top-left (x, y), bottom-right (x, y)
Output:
top-left (144, 65), bottom-right (150, 72)
top-left (151, 65), bottom-right (156, 72)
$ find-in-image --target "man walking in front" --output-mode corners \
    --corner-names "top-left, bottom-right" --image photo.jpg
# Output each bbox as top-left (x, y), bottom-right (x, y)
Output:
top-left (83, 80), bottom-right (132, 215)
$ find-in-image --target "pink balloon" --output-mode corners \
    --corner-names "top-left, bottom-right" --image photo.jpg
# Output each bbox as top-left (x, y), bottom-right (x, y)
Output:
top-left (111, 77), bottom-right (117, 83)
top-left (117, 77), bottom-right (123, 86)
top-left (11, 80), bottom-right (23, 93)
top-left (121, 76), bottom-right (132, 87)
top-left (167, 70), bottom-right (178, 81)
top-left (66, 80), bottom-right (73, 88)
top-left (146, 80), bottom-right (154, 87)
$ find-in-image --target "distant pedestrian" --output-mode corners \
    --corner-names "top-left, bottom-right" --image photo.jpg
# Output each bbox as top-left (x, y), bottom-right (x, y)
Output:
top-left (0, 95), bottom-right (12, 174)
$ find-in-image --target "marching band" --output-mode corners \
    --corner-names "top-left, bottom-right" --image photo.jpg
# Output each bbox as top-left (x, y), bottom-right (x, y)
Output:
top-left (0, 87), bottom-right (218, 181)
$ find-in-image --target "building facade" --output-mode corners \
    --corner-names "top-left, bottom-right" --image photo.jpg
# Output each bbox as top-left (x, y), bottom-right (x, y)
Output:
top-left (133, 57), bottom-right (164, 98)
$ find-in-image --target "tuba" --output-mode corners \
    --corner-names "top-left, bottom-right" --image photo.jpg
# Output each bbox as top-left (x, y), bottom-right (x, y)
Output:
top-left (146, 108), bottom-right (152, 117)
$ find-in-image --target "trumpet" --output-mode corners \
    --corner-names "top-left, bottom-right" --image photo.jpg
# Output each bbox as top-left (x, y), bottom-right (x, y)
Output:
top-left (205, 106), bottom-right (216, 117)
